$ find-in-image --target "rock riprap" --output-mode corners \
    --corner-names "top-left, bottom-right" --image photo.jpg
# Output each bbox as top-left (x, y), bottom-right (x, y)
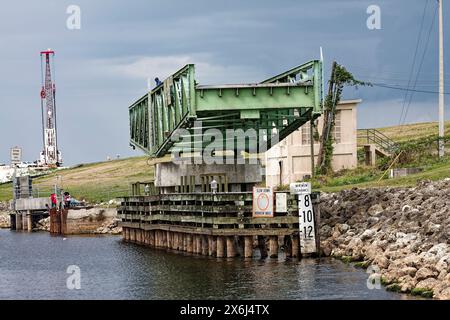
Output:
top-left (319, 178), bottom-right (450, 299)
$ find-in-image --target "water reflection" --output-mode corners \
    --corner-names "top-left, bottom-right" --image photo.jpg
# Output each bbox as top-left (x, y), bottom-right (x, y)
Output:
top-left (0, 230), bottom-right (414, 300)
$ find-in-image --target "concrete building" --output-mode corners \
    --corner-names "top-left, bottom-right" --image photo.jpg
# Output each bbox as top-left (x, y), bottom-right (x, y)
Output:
top-left (265, 99), bottom-right (361, 187)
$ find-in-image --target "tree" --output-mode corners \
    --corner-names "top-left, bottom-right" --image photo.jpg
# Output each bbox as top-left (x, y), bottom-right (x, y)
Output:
top-left (316, 62), bottom-right (369, 175)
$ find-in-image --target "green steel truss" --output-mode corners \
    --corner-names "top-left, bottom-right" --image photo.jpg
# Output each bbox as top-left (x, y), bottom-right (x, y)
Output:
top-left (129, 60), bottom-right (323, 157)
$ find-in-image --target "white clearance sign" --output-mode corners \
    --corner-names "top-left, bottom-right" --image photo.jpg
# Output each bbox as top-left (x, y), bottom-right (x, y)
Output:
top-left (253, 187), bottom-right (274, 217)
top-left (291, 182), bottom-right (316, 254)
top-left (290, 182), bottom-right (311, 195)
top-left (298, 193), bottom-right (317, 254)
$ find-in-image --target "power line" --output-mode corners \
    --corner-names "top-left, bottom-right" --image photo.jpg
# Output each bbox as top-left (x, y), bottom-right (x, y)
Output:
top-left (401, 4), bottom-right (438, 124)
top-left (371, 82), bottom-right (450, 94)
top-left (399, 0), bottom-right (429, 125)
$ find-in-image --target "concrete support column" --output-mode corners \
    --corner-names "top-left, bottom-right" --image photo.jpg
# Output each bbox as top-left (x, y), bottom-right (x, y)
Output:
top-left (292, 235), bottom-right (300, 258)
top-left (216, 236), bottom-right (226, 258)
top-left (208, 236), bottom-right (217, 256)
top-left (244, 236), bottom-right (253, 258)
top-left (226, 236), bottom-right (236, 258)
top-left (201, 235), bottom-right (208, 256)
top-left (130, 228), bottom-right (136, 242)
top-left (149, 230), bottom-right (155, 247)
top-left (269, 236), bottom-right (279, 259)
top-left (187, 234), bottom-right (193, 253)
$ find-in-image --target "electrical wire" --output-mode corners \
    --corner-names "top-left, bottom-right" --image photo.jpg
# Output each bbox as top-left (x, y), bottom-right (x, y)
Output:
top-left (399, 0), bottom-right (430, 124)
top-left (401, 4), bottom-right (438, 124)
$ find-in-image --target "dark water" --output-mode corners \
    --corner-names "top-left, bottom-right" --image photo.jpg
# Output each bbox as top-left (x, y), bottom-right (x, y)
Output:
top-left (0, 229), bottom-right (413, 300)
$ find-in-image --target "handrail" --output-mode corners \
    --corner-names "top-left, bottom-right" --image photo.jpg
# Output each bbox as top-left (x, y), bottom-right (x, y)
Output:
top-left (359, 128), bottom-right (399, 154)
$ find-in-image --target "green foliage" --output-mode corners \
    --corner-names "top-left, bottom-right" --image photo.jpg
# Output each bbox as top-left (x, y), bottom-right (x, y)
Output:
top-left (386, 283), bottom-right (402, 293)
top-left (411, 287), bottom-right (433, 298)
top-left (353, 260), bottom-right (371, 269)
top-left (274, 184), bottom-right (290, 191)
top-left (317, 63), bottom-right (370, 175)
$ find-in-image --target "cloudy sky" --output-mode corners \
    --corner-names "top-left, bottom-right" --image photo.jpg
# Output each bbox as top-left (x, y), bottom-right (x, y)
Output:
top-left (0, 0), bottom-right (449, 165)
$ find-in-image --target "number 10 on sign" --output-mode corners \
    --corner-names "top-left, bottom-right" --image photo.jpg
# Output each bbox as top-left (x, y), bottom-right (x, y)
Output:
top-left (298, 194), bottom-right (317, 254)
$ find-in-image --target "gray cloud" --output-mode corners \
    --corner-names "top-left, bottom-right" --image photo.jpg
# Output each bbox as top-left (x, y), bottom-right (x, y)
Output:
top-left (0, 0), bottom-right (449, 165)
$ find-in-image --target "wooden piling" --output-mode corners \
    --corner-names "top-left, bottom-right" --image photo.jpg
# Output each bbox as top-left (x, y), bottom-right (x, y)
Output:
top-left (284, 235), bottom-right (292, 258)
top-left (244, 236), bottom-right (253, 258)
top-left (136, 229), bottom-right (141, 243)
top-left (291, 235), bottom-right (300, 258)
top-left (187, 234), bottom-right (193, 253)
top-left (269, 236), bottom-right (279, 259)
top-left (201, 235), bottom-right (208, 256)
top-left (258, 236), bottom-right (268, 259)
top-left (226, 236), bottom-right (236, 258)
top-left (208, 236), bottom-right (217, 256)
top-left (27, 212), bottom-right (32, 232)
top-left (182, 233), bottom-right (187, 251)
top-left (217, 236), bottom-right (226, 258)
top-left (195, 235), bottom-right (202, 254)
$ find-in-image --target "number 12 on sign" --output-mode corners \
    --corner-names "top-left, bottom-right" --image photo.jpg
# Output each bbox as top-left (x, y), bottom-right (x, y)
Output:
top-left (298, 194), bottom-right (317, 254)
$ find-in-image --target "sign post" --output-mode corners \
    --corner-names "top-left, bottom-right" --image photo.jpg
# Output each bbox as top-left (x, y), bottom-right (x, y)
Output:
top-left (253, 187), bottom-right (274, 217)
top-left (290, 182), bottom-right (317, 254)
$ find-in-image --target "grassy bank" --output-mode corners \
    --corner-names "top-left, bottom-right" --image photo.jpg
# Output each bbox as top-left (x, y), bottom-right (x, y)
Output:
top-left (1, 121), bottom-right (449, 203)
top-left (0, 156), bottom-right (154, 203)
top-left (315, 156), bottom-right (450, 193)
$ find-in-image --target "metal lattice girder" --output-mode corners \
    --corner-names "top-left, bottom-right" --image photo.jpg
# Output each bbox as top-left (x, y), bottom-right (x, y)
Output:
top-left (129, 60), bottom-right (323, 157)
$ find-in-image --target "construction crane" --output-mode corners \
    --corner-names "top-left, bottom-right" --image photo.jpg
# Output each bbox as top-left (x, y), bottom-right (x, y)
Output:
top-left (39, 49), bottom-right (62, 167)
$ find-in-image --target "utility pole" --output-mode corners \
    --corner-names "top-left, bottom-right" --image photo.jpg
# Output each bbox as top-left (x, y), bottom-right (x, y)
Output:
top-left (438, 0), bottom-right (445, 157)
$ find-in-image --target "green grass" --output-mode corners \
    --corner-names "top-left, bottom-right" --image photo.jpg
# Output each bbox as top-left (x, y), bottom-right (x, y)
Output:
top-left (0, 156), bottom-right (154, 203)
top-left (314, 156), bottom-right (450, 193)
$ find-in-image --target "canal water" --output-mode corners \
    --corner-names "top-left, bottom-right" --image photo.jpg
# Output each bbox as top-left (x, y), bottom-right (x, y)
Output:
top-left (0, 229), bottom-right (413, 300)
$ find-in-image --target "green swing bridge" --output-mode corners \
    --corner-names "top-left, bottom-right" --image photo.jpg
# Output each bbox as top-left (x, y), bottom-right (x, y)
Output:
top-left (120, 59), bottom-right (324, 259)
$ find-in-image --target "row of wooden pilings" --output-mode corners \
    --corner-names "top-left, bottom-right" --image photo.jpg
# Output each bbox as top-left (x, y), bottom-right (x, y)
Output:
top-left (122, 227), bottom-right (302, 259)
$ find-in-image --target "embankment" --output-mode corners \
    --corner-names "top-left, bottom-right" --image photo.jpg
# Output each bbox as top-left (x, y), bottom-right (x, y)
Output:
top-left (319, 178), bottom-right (450, 299)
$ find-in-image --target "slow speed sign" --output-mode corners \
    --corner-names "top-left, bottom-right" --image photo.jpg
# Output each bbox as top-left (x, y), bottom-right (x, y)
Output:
top-left (253, 187), bottom-right (274, 217)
